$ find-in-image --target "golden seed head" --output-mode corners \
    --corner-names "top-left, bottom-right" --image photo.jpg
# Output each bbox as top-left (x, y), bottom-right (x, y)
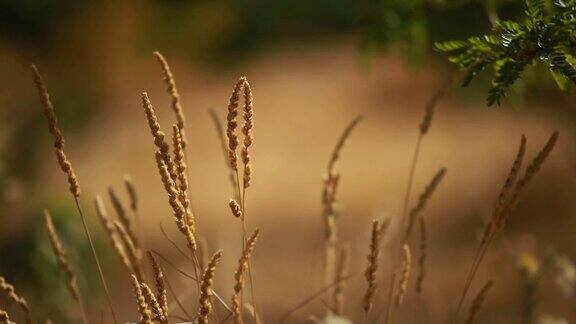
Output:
top-left (229, 199), bottom-right (243, 218)
top-left (363, 220), bottom-right (382, 313)
top-left (198, 250), bottom-right (224, 324)
top-left (31, 64), bottom-right (80, 198)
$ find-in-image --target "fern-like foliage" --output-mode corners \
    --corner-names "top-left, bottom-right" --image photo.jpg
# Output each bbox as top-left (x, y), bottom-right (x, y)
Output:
top-left (436, 0), bottom-right (576, 106)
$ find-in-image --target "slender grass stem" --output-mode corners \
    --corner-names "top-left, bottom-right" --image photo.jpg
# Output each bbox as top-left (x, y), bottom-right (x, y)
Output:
top-left (73, 197), bottom-right (118, 324)
top-left (401, 134), bottom-right (423, 226)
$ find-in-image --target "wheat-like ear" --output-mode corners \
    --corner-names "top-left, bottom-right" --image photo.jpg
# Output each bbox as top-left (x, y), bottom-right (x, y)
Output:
top-left (395, 244), bottom-right (412, 306)
top-left (43, 210), bottom-right (81, 302)
top-left (155, 152), bottom-right (197, 253)
top-left (465, 280), bottom-right (494, 324)
top-left (140, 281), bottom-right (166, 323)
top-left (198, 250), bottom-right (224, 324)
top-left (322, 116), bottom-right (362, 310)
top-left (108, 187), bottom-right (139, 250)
top-left (229, 199), bottom-right (243, 218)
top-left (114, 221), bottom-right (144, 281)
top-left (31, 65), bottom-right (81, 198)
top-left (497, 131), bottom-right (559, 229)
top-left (141, 92), bottom-right (177, 182)
top-left (172, 124), bottom-right (195, 227)
top-left (481, 135), bottom-right (527, 245)
top-left (147, 252), bottom-right (168, 320)
top-left (226, 77), bottom-right (246, 172)
top-left (416, 216), bottom-right (427, 294)
top-left (43, 209), bottom-right (89, 324)
top-left (404, 167), bottom-right (446, 242)
top-left (241, 79), bottom-right (254, 190)
top-left (131, 274), bottom-right (153, 324)
top-left (95, 195), bottom-right (131, 270)
top-left (363, 220), bottom-right (382, 315)
top-left (232, 229), bottom-right (260, 324)
top-left (32, 64), bottom-right (118, 323)
top-left (0, 277), bottom-right (32, 324)
top-left (153, 51), bottom-right (187, 147)
top-left (123, 174), bottom-right (139, 213)
top-left (0, 309), bottom-right (15, 324)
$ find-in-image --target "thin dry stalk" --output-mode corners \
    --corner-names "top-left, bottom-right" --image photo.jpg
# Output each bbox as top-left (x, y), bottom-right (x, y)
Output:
top-left (363, 220), bottom-right (382, 315)
top-left (278, 274), bottom-right (354, 323)
top-left (197, 236), bottom-right (209, 271)
top-left (383, 272), bottom-right (397, 324)
top-left (198, 250), bottom-right (224, 324)
top-left (403, 167), bottom-right (446, 242)
top-left (131, 275), bottom-right (153, 324)
top-left (0, 277), bottom-right (32, 324)
top-left (153, 51), bottom-right (187, 147)
top-left (0, 309), bottom-right (14, 324)
top-left (32, 64), bottom-right (117, 323)
top-left (322, 115), bottom-right (362, 310)
top-left (232, 229), bottom-right (260, 324)
top-left (465, 281), bottom-right (494, 324)
top-left (395, 244), bottom-right (412, 306)
top-left (114, 221), bottom-right (144, 281)
top-left (416, 216), bottom-right (427, 294)
top-left (333, 243), bottom-right (350, 316)
top-left (95, 196), bottom-right (131, 270)
top-left (400, 73), bottom-right (452, 227)
top-left (43, 210), bottom-right (89, 324)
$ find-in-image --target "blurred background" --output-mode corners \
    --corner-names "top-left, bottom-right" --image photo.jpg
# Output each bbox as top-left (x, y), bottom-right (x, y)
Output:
top-left (0, 0), bottom-right (575, 323)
